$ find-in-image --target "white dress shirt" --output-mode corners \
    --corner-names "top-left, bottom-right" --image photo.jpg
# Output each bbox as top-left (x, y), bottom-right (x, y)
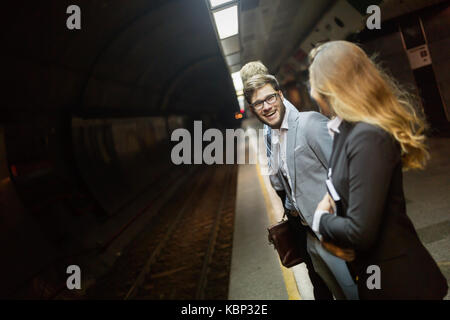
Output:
top-left (269, 100), bottom-right (298, 209)
top-left (326, 116), bottom-right (343, 138)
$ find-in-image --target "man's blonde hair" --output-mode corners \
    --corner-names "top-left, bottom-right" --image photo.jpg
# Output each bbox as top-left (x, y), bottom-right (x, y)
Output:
top-left (240, 61), bottom-right (268, 84)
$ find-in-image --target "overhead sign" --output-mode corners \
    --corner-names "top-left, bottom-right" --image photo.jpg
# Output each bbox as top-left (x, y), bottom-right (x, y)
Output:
top-left (406, 45), bottom-right (432, 70)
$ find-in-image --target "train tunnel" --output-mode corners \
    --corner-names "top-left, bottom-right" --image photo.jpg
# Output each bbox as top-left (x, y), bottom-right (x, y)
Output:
top-left (1, 0), bottom-right (449, 301)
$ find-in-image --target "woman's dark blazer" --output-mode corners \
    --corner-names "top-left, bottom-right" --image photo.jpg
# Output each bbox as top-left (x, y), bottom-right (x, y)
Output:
top-left (319, 120), bottom-right (448, 299)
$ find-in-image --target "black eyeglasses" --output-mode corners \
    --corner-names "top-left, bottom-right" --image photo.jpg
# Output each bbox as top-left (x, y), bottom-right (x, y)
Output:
top-left (250, 93), bottom-right (279, 111)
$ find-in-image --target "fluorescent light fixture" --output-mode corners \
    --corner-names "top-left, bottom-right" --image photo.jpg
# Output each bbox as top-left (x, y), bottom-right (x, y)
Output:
top-left (232, 71), bottom-right (243, 92)
top-left (213, 5), bottom-right (238, 39)
top-left (209, 0), bottom-right (235, 8)
top-left (237, 95), bottom-right (245, 112)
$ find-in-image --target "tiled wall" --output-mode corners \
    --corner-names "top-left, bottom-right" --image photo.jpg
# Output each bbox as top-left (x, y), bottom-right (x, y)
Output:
top-left (360, 4), bottom-right (450, 123)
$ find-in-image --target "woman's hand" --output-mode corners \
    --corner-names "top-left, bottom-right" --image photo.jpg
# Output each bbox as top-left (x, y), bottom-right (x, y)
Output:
top-left (316, 194), bottom-right (354, 261)
top-left (316, 193), bottom-right (335, 214)
top-left (321, 241), bottom-right (355, 262)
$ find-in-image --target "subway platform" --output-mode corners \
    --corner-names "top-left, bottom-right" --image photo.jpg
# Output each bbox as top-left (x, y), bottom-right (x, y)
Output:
top-left (228, 118), bottom-right (450, 300)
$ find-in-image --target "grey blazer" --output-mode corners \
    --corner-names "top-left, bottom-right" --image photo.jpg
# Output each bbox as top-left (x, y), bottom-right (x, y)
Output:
top-left (267, 107), bottom-right (330, 228)
top-left (266, 105), bottom-right (359, 300)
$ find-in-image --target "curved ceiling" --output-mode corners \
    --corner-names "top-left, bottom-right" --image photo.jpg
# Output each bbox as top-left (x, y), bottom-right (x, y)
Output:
top-left (2, 0), bottom-right (239, 121)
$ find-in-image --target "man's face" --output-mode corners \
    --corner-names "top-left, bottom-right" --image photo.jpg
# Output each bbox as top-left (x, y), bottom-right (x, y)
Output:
top-left (250, 84), bottom-right (286, 129)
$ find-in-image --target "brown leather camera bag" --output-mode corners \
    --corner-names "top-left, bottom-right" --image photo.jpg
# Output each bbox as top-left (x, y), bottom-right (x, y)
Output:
top-left (267, 217), bottom-right (304, 268)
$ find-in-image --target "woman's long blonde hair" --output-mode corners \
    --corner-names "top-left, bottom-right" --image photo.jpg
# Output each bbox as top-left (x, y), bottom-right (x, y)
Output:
top-left (309, 40), bottom-right (429, 170)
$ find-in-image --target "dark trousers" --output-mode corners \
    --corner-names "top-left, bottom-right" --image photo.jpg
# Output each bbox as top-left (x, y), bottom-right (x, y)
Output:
top-left (287, 214), bottom-right (334, 300)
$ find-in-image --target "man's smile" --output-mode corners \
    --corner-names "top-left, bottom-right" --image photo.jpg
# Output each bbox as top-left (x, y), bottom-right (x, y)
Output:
top-left (264, 110), bottom-right (277, 120)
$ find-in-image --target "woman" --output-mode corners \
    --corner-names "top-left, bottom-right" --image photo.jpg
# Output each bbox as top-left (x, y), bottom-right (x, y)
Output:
top-left (308, 40), bottom-right (448, 299)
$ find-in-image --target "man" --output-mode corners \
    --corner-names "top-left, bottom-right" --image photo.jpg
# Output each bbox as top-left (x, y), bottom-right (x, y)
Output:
top-left (241, 63), bottom-right (358, 300)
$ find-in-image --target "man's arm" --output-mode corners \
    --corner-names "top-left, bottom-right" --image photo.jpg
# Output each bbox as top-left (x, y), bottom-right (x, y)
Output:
top-left (303, 112), bottom-right (332, 168)
top-left (269, 174), bottom-right (295, 210)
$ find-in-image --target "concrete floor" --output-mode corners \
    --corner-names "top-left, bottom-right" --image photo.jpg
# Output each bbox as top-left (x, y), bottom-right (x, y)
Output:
top-left (230, 118), bottom-right (449, 299)
top-left (402, 137), bottom-right (450, 300)
top-left (229, 164), bottom-right (289, 300)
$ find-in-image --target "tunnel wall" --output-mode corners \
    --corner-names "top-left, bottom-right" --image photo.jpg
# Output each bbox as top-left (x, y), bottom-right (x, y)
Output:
top-left (72, 116), bottom-right (182, 216)
top-left (0, 0), bottom-right (242, 297)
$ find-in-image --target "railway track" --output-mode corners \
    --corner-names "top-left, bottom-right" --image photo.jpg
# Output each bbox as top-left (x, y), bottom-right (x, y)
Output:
top-left (11, 164), bottom-right (200, 299)
top-left (85, 164), bottom-right (237, 299)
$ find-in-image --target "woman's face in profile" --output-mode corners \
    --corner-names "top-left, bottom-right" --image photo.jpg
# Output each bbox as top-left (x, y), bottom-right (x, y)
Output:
top-left (310, 85), bottom-right (333, 118)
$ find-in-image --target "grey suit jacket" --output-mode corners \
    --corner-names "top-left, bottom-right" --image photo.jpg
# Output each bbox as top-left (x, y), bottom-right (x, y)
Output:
top-left (266, 106), bottom-right (359, 299)
top-left (267, 106), bottom-right (331, 229)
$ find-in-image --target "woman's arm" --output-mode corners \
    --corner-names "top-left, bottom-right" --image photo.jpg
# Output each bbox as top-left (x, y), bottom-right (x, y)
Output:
top-left (318, 128), bottom-right (398, 251)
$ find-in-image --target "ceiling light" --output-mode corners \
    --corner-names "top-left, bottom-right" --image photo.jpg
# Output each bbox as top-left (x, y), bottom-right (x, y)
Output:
top-left (213, 5), bottom-right (238, 40)
top-left (231, 71), bottom-right (243, 92)
top-left (209, 0), bottom-right (235, 8)
top-left (237, 95), bottom-right (245, 112)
